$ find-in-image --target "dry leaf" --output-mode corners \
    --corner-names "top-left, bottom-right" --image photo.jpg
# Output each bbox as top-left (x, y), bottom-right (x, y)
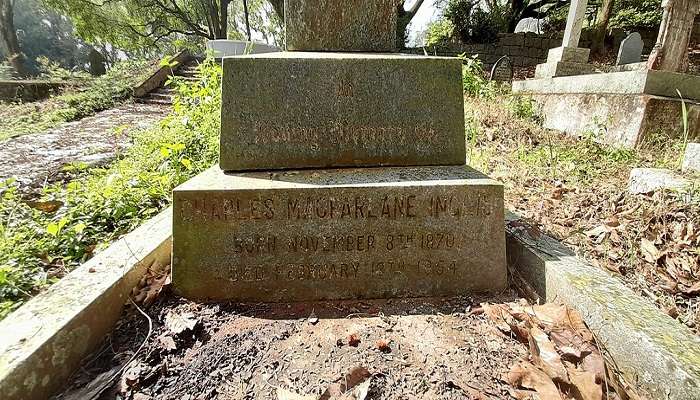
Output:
top-left (569, 370), bottom-right (603, 400)
top-left (165, 311), bottom-right (198, 335)
top-left (25, 200), bottom-right (63, 213)
top-left (159, 335), bottom-right (177, 351)
top-left (640, 238), bottom-right (661, 263)
top-left (348, 333), bottom-right (361, 347)
top-left (581, 352), bottom-right (605, 383)
top-left (529, 326), bottom-right (569, 383)
top-left (276, 387), bottom-right (315, 400)
top-left (682, 281), bottom-right (700, 295)
top-left (507, 362), bottom-right (563, 400)
top-left (319, 366), bottom-right (371, 400)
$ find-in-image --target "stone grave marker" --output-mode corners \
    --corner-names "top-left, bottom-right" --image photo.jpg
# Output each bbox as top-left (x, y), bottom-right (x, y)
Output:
top-left (489, 56), bottom-right (514, 82)
top-left (172, 0), bottom-right (507, 302)
top-left (617, 32), bottom-right (643, 65)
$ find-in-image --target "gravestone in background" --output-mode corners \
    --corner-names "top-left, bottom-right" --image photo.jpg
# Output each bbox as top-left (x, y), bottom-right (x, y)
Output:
top-left (172, 0), bottom-right (508, 302)
top-left (617, 32), bottom-right (644, 66)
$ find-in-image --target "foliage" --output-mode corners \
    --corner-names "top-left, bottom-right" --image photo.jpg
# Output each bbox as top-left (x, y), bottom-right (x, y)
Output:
top-left (0, 0), bottom-right (91, 73)
top-left (42, 0), bottom-right (283, 51)
top-left (609, 0), bottom-right (662, 30)
top-left (425, 19), bottom-right (454, 47)
top-left (0, 59), bottom-right (151, 140)
top-left (443, 0), bottom-right (508, 43)
top-left (0, 57), bottom-right (222, 319)
top-left (460, 54), bottom-right (500, 99)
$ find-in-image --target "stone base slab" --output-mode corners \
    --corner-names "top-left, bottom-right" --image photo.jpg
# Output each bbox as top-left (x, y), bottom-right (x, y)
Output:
top-left (534, 61), bottom-right (594, 78)
top-left (526, 92), bottom-right (699, 148)
top-left (546, 46), bottom-right (590, 63)
top-left (172, 166), bottom-right (507, 301)
top-left (513, 70), bottom-right (700, 101)
top-left (221, 52), bottom-right (465, 171)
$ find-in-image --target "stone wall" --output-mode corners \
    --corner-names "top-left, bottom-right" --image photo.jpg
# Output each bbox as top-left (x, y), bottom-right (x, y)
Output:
top-left (406, 32), bottom-right (562, 69)
top-left (0, 80), bottom-right (64, 102)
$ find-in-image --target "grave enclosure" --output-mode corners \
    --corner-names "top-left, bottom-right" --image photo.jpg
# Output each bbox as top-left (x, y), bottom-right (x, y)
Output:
top-left (172, 0), bottom-right (507, 301)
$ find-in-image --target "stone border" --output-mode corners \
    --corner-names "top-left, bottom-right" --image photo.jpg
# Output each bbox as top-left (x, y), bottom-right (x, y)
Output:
top-left (1, 207), bottom-right (699, 400)
top-left (133, 50), bottom-right (192, 98)
top-left (512, 70), bottom-right (700, 101)
top-left (0, 208), bottom-right (172, 400)
top-left (506, 212), bottom-right (700, 400)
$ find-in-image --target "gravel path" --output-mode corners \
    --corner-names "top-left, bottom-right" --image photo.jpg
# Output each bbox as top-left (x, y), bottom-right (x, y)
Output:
top-left (0, 102), bottom-right (169, 189)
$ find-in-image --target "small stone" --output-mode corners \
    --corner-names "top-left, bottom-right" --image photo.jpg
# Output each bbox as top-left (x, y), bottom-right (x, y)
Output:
top-left (628, 168), bottom-right (690, 194)
top-left (682, 143), bottom-right (700, 173)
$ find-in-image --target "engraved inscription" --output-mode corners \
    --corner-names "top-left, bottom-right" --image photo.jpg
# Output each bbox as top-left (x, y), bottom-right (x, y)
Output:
top-left (252, 122), bottom-right (439, 145)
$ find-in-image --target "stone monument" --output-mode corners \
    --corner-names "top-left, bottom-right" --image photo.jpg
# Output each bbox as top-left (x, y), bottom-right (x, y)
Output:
top-left (535, 0), bottom-right (594, 78)
top-left (616, 32), bottom-right (643, 66)
top-left (172, 0), bottom-right (507, 302)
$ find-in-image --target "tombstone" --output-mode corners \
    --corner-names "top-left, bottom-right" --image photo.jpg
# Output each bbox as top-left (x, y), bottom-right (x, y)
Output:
top-left (616, 32), bottom-right (643, 65)
top-left (171, 0), bottom-right (507, 302)
top-left (489, 56), bottom-right (514, 82)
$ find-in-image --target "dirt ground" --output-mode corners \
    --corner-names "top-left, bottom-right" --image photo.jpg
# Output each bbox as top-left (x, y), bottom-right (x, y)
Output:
top-left (0, 102), bottom-right (168, 189)
top-left (56, 269), bottom-right (638, 400)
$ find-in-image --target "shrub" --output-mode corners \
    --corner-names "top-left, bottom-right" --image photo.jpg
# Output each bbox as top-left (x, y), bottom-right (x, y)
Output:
top-left (609, 0), bottom-right (662, 30)
top-left (444, 0), bottom-right (507, 43)
top-left (460, 54), bottom-right (499, 99)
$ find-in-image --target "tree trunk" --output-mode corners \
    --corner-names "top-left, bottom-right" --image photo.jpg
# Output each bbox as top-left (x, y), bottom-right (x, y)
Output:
top-left (243, 0), bottom-right (251, 41)
top-left (647, 0), bottom-right (700, 72)
top-left (269, 0), bottom-right (284, 22)
top-left (396, 0), bottom-right (426, 48)
top-left (0, 0), bottom-right (30, 77)
top-left (220, 0), bottom-right (229, 39)
top-left (591, 0), bottom-right (614, 55)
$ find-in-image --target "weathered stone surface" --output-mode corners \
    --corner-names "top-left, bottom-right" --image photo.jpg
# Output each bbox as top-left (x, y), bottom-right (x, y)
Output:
top-left (616, 32), bottom-right (643, 65)
top-left (513, 70), bottom-right (700, 101)
top-left (628, 168), bottom-right (689, 194)
top-left (285, 0), bottom-right (398, 51)
top-left (172, 166), bottom-right (506, 301)
top-left (523, 93), bottom-right (700, 148)
top-left (534, 60), bottom-right (594, 78)
top-left (682, 143), bottom-right (700, 172)
top-left (0, 208), bottom-right (172, 400)
top-left (205, 39), bottom-right (280, 58)
top-left (220, 53), bottom-right (465, 171)
top-left (546, 46), bottom-right (590, 63)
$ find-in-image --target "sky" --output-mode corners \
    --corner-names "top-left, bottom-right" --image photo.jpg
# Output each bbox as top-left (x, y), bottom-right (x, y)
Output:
top-left (405, 0), bottom-right (442, 46)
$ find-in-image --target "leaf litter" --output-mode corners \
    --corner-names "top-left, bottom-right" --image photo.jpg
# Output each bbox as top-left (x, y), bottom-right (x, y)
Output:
top-left (55, 289), bottom-right (638, 400)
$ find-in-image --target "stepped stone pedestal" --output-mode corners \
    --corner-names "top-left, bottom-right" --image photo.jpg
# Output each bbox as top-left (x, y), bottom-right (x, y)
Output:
top-left (535, 46), bottom-right (594, 78)
top-left (171, 0), bottom-right (507, 302)
top-left (172, 166), bottom-right (506, 301)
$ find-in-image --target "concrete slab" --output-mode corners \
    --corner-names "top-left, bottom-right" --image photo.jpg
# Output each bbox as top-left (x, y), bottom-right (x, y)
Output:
top-left (628, 168), bottom-right (691, 194)
top-left (506, 212), bottom-right (700, 400)
top-left (682, 143), bottom-right (700, 173)
top-left (220, 52), bottom-right (465, 171)
top-left (172, 166), bottom-right (507, 301)
top-left (0, 208), bottom-right (172, 400)
top-left (527, 92), bottom-right (700, 148)
top-left (513, 70), bottom-right (700, 101)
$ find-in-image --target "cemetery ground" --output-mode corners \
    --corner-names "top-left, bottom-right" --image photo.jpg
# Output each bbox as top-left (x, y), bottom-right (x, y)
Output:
top-left (2, 60), bottom-right (698, 399)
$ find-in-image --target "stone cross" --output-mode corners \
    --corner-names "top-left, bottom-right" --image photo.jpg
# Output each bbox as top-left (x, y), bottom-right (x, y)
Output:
top-left (562, 0), bottom-right (589, 48)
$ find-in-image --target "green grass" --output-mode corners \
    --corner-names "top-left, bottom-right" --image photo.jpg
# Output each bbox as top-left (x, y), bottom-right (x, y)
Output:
top-left (0, 59), bottom-right (153, 141)
top-left (0, 58), bottom-right (222, 319)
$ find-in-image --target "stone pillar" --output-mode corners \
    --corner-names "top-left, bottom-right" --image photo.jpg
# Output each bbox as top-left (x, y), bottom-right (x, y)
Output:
top-left (534, 0), bottom-right (594, 78)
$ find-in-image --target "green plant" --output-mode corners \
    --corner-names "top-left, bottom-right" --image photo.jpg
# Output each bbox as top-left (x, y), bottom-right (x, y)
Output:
top-left (460, 54), bottom-right (499, 99)
top-left (507, 95), bottom-right (539, 122)
top-left (0, 57), bottom-right (222, 319)
top-left (425, 19), bottom-right (454, 47)
top-left (609, 0), bottom-right (662, 30)
top-left (677, 89), bottom-right (689, 170)
top-left (444, 0), bottom-right (507, 43)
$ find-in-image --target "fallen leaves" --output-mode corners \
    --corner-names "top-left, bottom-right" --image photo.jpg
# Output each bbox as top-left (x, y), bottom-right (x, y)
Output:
top-left (278, 366), bottom-right (372, 400)
top-left (484, 301), bottom-right (612, 400)
top-left (164, 311), bottom-right (198, 335)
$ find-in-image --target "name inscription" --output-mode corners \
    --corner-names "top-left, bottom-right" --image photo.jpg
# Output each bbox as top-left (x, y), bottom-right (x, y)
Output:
top-left (179, 193), bottom-right (494, 223)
